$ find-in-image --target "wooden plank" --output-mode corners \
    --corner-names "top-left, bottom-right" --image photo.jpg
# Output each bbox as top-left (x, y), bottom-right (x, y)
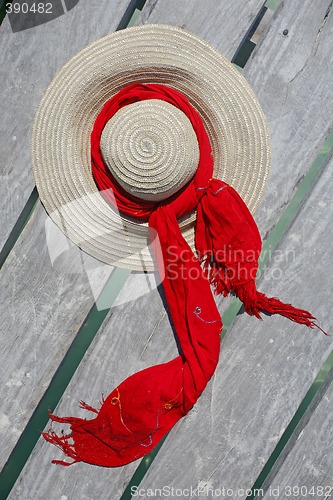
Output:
top-left (262, 376), bottom-right (333, 498)
top-left (245, 0), bottom-right (333, 237)
top-left (10, 0), bottom-right (332, 498)
top-left (129, 0), bottom-right (333, 493)
top-left (8, 1), bottom-right (270, 497)
top-left (136, 143), bottom-right (333, 495)
top-left (0, 203), bottom-right (115, 471)
top-left (9, 272), bottom-right (176, 499)
top-left (0, 0), bottom-right (137, 470)
top-left (137, 0), bottom-right (266, 59)
top-left (0, 0), bottom-right (135, 252)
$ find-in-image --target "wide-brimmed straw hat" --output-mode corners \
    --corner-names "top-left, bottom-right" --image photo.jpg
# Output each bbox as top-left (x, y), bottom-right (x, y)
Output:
top-left (31, 24), bottom-right (271, 271)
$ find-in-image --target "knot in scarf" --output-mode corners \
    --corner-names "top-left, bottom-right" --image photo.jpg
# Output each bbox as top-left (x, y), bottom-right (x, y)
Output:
top-left (90, 82), bottom-right (214, 220)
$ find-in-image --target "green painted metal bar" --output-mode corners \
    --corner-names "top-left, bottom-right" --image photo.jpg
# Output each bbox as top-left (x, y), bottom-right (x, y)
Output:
top-left (0, 267), bottom-right (131, 499)
top-left (121, 437), bottom-right (168, 500)
top-left (232, 3), bottom-right (266, 68)
top-left (0, 187), bottom-right (38, 271)
top-left (0, 0), bottom-right (11, 26)
top-left (233, 0), bottom-right (282, 68)
top-left (265, 0), bottom-right (281, 10)
top-left (246, 351), bottom-right (333, 500)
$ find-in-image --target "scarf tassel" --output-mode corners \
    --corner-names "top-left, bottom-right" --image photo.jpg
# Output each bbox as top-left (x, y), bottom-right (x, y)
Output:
top-left (196, 179), bottom-right (328, 336)
top-left (41, 412), bottom-right (81, 466)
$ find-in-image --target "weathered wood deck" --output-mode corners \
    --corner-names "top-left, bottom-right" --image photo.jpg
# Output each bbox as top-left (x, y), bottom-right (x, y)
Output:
top-left (1, 0), bottom-right (332, 499)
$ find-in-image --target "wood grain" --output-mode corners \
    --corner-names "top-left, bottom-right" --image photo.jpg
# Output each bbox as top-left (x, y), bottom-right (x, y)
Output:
top-left (0, 0), bottom-right (136, 470)
top-left (133, 0), bottom-right (333, 494)
top-left (7, 0), bottom-right (269, 497)
top-left (137, 135), bottom-right (333, 497)
top-left (0, 0), bottom-right (135, 252)
top-left (7, 0), bottom-right (333, 497)
top-left (8, 272), bottom-right (177, 499)
top-left (137, 0), bottom-right (266, 59)
top-left (245, 0), bottom-right (333, 237)
top-left (262, 375), bottom-right (333, 498)
top-left (0, 203), bottom-right (114, 470)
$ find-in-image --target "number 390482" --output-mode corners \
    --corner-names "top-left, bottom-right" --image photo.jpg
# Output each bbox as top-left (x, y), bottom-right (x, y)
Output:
top-left (6, 3), bottom-right (53, 14)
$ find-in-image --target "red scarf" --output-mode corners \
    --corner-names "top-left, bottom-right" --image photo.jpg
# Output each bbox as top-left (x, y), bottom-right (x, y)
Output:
top-left (43, 83), bottom-right (326, 467)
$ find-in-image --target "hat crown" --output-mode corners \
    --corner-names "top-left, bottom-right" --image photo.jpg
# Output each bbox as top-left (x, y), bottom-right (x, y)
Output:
top-left (100, 99), bottom-right (199, 202)
top-left (32, 24), bottom-right (271, 271)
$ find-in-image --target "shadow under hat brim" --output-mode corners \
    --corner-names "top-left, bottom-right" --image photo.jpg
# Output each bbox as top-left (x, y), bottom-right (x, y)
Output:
top-left (31, 24), bottom-right (271, 272)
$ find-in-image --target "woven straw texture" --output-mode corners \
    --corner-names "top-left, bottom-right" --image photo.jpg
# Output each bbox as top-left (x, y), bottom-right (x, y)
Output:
top-left (100, 99), bottom-right (199, 202)
top-left (31, 24), bottom-right (271, 271)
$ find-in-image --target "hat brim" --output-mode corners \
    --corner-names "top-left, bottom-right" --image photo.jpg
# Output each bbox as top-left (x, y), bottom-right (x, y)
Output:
top-left (31, 24), bottom-right (270, 271)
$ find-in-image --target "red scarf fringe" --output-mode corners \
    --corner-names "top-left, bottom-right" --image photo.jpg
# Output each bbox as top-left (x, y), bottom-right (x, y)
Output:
top-left (196, 179), bottom-right (328, 335)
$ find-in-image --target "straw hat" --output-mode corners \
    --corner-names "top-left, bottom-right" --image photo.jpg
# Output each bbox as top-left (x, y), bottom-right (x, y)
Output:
top-left (31, 24), bottom-right (270, 271)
